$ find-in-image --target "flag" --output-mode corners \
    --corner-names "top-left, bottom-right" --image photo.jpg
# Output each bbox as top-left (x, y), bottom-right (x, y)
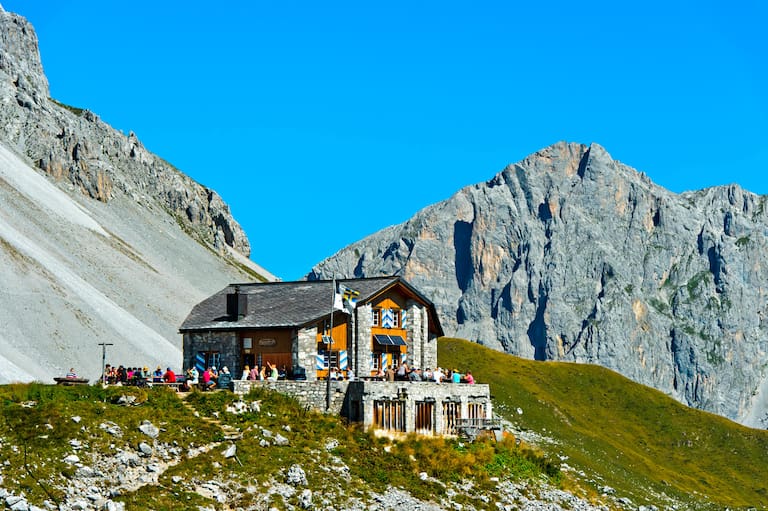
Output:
top-left (333, 290), bottom-right (345, 312)
top-left (338, 284), bottom-right (360, 314)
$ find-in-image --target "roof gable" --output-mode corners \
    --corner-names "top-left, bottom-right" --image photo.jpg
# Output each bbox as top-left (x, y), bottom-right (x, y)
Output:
top-left (180, 276), bottom-right (443, 336)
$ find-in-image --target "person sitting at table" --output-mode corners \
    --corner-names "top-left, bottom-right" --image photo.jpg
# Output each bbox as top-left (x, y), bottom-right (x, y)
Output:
top-left (162, 367), bottom-right (176, 383)
top-left (217, 366), bottom-right (232, 389)
top-left (201, 367), bottom-right (215, 390)
top-left (186, 367), bottom-right (199, 389)
top-left (66, 368), bottom-right (78, 379)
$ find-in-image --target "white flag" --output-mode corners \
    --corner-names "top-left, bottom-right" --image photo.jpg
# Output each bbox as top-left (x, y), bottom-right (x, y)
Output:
top-left (333, 290), bottom-right (345, 312)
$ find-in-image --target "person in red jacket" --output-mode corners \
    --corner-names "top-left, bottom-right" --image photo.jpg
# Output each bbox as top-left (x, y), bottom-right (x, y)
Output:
top-left (162, 367), bottom-right (176, 383)
top-left (201, 367), bottom-right (216, 390)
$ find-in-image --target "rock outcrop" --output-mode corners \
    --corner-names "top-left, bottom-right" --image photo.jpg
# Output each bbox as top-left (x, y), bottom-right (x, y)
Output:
top-left (309, 142), bottom-right (768, 427)
top-left (0, 6), bottom-right (249, 256)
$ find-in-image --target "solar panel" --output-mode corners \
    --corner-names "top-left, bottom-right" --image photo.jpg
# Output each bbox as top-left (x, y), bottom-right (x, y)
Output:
top-left (389, 335), bottom-right (406, 346)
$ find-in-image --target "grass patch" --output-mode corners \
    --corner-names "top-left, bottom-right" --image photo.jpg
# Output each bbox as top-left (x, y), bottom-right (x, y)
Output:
top-left (50, 98), bottom-right (84, 116)
top-left (438, 337), bottom-right (768, 510)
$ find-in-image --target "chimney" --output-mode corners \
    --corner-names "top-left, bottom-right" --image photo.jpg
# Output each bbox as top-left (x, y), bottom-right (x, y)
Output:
top-left (226, 286), bottom-right (248, 320)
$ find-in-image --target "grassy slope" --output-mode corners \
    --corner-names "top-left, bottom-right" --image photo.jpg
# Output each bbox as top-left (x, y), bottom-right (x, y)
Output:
top-left (438, 337), bottom-right (768, 509)
top-left (0, 383), bottom-right (559, 510)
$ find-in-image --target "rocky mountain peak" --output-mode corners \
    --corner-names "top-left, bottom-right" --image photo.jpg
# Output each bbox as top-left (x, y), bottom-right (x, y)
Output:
top-left (0, 7), bottom-right (49, 101)
top-left (309, 141), bottom-right (768, 428)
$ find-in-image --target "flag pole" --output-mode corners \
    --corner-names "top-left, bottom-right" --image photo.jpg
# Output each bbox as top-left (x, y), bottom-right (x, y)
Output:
top-left (326, 276), bottom-right (335, 410)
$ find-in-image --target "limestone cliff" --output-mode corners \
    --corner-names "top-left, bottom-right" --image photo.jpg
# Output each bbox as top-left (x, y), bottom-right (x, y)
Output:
top-left (309, 142), bottom-right (768, 427)
top-left (0, 6), bottom-right (249, 256)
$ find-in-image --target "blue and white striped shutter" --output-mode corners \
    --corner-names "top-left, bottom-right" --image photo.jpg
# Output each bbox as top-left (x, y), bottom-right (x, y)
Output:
top-left (195, 352), bottom-right (206, 373)
top-left (316, 352), bottom-right (327, 370)
top-left (382, 308), bottom-right (395, 328)
top-left (401, 309), bottom-right (407, 329)
top-left (339, 350), bottom-right (348, 370)
top-left (401, 352), bottom-right (407, 364)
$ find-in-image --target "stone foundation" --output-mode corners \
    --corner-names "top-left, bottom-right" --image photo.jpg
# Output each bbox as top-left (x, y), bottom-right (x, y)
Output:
top-left (233, 379), bottom-right (492, 436)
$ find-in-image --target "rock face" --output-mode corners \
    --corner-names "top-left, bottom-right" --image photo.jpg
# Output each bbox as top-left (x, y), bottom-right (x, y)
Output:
top-left (309, 142), bottom-right (768, 427)
top-left (0, 7), bottom-right (275, 383)
top-left (0, 7), bottom-right (249, 256)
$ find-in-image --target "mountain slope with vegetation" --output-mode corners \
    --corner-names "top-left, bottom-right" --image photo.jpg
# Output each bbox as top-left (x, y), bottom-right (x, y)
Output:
top-left (438, 337), bottom-right (768, 509)
top-left (0, 383), bottom-right (583, 511)
top-left (1, 340), bottom-right (766, 510)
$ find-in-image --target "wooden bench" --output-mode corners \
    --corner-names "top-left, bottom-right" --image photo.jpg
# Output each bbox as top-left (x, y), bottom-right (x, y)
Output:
top-left (54, 377), bottom-right (89, 386)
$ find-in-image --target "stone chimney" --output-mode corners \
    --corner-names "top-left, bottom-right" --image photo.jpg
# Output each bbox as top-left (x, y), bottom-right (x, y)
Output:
top-left (226, 286), bottom-right (248, 320)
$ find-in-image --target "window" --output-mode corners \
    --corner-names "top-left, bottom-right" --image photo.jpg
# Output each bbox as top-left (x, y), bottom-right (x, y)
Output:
top-left (379, 308), bottom-right (400, 328)
top-left (415, 400), bottom-right (435, 434)
top-left (442, 401), bottom-right (461, 435)
top-left (373, 400), bottom-right (406, 432)
top-left (372, 309), bottom-right (380, 326)
top-left (317, 350), bottom-right (345, 369)
top-left (195, 351), bottom-right (221, 372)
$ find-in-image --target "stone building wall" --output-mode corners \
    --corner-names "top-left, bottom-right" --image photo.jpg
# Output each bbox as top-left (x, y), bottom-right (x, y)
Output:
top-left (355, 303), bottom-right (374, 376)
top-left (233, 379), bottom-right (493, 436)
top-left (346, 381), bottom-right (492, 434)
top-left (404, 302), bottom-right (436, 370)
top-left (183, 331), bottom-right (238, 373)
top-left (296, 326), bottom-right (318, 382)
top-left (233, 380), bottom-right (349, 413)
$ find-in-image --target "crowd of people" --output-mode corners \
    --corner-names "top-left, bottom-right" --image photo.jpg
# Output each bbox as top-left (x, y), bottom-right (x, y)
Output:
top-left (241, 362), bottom-right (287, 382)
top-left (100, 364), bottom-right (189, 389)
top-left (94, 360), bottom-right (475, 390)
top-left (374, 362), bottom-right (475, 384)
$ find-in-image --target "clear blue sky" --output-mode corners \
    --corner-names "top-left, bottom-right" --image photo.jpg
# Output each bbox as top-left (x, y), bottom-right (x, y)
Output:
top-left (4, 1), bottom-right (767, 280)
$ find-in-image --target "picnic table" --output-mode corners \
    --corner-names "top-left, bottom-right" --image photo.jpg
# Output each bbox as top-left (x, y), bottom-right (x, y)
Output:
top-left (54, 377), bottom-right (89, 386)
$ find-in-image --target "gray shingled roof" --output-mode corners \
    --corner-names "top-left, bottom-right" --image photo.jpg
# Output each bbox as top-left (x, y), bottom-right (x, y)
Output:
top-left (179, 276), bottom-right (443, 335)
